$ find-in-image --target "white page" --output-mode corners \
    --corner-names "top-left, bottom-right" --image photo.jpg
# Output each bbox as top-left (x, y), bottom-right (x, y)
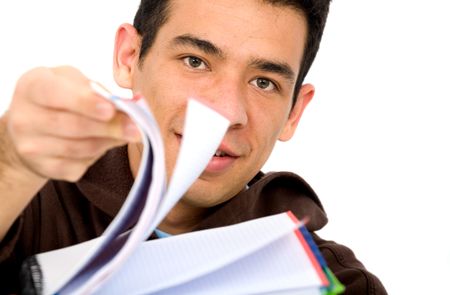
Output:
top-left (64, 98), bottom-right (229, 294)
top-left (62, 97), bottom-right (167, 294)
top-left (41, 96), bottom-right (166, 295)
top-left (38, 238), bottom-right (103, 294)
top-left (154, 230), bottom-right (323, 295)
top-left (152, 99), bottom-right (230, 227)
top-left (37, 90), bottom-right (229, 294)
top-left (93, 213), bottom-right (309, 295)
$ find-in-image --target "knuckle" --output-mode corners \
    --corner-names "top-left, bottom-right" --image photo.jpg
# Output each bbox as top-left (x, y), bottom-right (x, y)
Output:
top-left (15, 67), bottom-right (47, 93)
top-left (52, 66), bottom-right (85, 79)
top-left (16, 141), bottom-right (38, 158)
top-left (7, 106), bottom-right (32, 133)
top-left (14, 67), bottom-right (55, 107)
top-left (59, 142), bottom-right (78, 156)
top-left (8, 116), bottom-right (27, 135)
top-left (80, 141), bottom-right (102, 158)
top-left (48, 112), bottom-right (91, 138)
top-left (89, 142), bottom-right (103, 157)
top-left (66, 116), bottom-right (86, 136)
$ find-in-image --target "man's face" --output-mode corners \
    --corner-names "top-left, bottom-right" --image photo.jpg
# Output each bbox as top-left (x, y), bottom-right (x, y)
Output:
top-left (119, 0), bottom-right (309, 208)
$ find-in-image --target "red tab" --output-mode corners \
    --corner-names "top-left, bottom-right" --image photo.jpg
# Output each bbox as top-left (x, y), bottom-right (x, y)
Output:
top-left (286, 211), bottom-right (329, 286)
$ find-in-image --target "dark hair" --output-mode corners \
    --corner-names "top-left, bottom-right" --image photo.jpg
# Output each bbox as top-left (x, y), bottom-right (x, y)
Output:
top-left (133, 0), bottom-right (331, 104)
top-left (133, 0), bottom-right (171, 63)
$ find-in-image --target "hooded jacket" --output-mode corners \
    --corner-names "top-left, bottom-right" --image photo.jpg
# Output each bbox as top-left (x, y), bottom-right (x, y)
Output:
top-left (0, 146), bottom-right (387, 294)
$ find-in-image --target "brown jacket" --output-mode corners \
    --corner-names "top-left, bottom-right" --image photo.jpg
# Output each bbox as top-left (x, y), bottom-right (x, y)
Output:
top-left (0, 146), bottom-right (387, 294)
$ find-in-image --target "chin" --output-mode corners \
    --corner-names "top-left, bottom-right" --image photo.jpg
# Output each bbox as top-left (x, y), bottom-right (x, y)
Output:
top-left (183, 187), bottom-right (230, 208)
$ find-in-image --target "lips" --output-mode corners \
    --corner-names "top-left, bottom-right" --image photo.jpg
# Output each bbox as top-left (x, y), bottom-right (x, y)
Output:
top-left (207, 154), bottom-right (237, 173)
top-left (214, 147), bottom-right (237, 158)
top-left (175, 132), bottom-right (239, 173)
top-left (214, 150), bottom-right (227, 157)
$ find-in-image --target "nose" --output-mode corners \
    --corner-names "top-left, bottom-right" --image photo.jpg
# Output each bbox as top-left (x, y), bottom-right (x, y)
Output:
top-left (199, 77), bottom-right (248, 129)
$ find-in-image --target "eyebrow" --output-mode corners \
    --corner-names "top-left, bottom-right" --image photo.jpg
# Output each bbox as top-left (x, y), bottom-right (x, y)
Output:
top-left (171, 34), bottom-right (225, 58)
top-left (171, 34), bottom-right (295, 83)
top-left (249, 58), bottom-right (296, 83)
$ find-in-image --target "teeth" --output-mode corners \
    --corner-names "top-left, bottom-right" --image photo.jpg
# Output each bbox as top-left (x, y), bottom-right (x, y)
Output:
top-left (215, 150), bottom-right (227, 157)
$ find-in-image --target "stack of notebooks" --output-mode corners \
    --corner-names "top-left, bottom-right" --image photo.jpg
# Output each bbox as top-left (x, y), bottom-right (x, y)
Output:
top-left (20, 85), bottom-right (345, 295)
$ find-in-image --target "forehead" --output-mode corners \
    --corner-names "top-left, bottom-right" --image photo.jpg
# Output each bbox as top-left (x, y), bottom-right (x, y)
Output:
top-left (158, 0), bottom-right (307, 73)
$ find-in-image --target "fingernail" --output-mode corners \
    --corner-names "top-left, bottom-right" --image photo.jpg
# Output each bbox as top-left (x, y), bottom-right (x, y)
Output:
top-left (125, 123), bottom-right (141, 141)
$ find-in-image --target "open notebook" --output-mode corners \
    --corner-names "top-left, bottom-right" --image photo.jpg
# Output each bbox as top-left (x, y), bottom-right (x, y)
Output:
top-left (20, 85), bottom-right (344, 295)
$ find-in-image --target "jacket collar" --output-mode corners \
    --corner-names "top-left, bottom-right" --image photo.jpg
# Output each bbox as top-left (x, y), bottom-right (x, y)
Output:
top-left (77, 147), bottom-right (328, 232)
top-left (194, 171), bottom-right (328, 232)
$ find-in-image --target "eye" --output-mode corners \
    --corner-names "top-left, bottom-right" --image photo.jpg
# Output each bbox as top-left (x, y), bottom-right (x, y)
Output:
top-left (250, 77), bottom-right (277, 91)
top-left (182, 56), bottom-right (208, 70)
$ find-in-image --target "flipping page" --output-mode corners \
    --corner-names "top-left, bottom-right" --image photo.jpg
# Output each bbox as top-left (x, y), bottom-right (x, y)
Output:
top-left (20, 88), bottom-right (343, 295)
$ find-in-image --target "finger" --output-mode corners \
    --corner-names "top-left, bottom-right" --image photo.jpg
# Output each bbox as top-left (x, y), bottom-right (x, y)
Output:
top-left (18, 67), bottom-right (117, 121)
top-left (27, 105), bottom-right (140, 141)
top-left (27, 156), bottom-right (99, 182)
top-left (16, 135), bottom-right (128, 160)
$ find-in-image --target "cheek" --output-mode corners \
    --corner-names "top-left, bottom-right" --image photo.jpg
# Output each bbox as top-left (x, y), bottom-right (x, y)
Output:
top-left (254, 105), bottom-right (290, 142)
top-left (249, 124), bottom-right (280, 164)
top-left (138, 72), bottom-right (186, 121)
top-left (249, 108), bottom-right (290, 160)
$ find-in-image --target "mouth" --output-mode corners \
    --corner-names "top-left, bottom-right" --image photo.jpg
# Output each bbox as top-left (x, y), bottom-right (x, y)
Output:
top-left (176, 132), bottom-right (238, 173)
top-left (214, 150), bottom-right (227, 157)
top-left (208, 147), bottom-right (238, 173)
top-left (214, 149), bottom-right (236, 158)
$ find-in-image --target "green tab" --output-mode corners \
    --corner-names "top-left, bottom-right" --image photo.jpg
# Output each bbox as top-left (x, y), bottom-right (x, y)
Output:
top-left (322, 267), bottom-right (345, 295)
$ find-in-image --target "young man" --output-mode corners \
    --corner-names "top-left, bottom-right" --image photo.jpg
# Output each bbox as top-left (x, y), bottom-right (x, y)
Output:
top-left (0, 0), bottom-right (387, 293)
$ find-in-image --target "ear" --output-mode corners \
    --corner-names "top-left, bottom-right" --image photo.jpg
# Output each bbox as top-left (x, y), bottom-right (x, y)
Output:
top-left (278, 83), bottom-right (315, 141)
top-left (113, 23), bottom-right (141, 89)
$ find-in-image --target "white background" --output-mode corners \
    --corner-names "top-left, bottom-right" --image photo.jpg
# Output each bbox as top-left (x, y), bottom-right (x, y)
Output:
top-left (1, 1), bottom-right (449, 294)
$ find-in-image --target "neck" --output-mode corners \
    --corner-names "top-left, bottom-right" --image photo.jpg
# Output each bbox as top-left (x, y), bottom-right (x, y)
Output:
top-left (127, 143), bottom-right (142, 179)
top-left (127, 143), bottom-right (207, 235)
top-left (157, 201), bottom-right (208, 234)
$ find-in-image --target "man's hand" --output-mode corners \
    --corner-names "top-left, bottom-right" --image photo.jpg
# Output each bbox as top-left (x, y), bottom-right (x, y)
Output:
top-left (6, 66), bottom-right (140, 181)
top-left (0, 66), bottom-right (139, 241)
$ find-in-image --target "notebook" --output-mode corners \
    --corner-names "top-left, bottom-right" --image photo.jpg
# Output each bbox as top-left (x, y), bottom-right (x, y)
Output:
top-left (20, 84), bottom-right (344, 295)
